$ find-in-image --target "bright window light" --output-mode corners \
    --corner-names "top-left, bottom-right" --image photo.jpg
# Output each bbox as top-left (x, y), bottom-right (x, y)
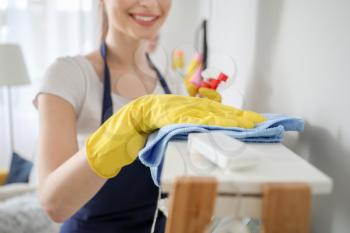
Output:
top-left (81, 0), bottom-right (93, 12)
top-left (0, 0), bottom-right (8, 10)
top-left (54, 0), bottom-right (80, 12)
top-left (54, 0), bottom-right (93, 12)
top-left (14, 0), bottom-right (28, 10)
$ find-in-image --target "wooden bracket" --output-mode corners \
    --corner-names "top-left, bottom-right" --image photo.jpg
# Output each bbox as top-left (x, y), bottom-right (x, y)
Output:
top-left (262, 183), bottom-right (311, 233)
top-left (165, 177), bottom-right (217, 233)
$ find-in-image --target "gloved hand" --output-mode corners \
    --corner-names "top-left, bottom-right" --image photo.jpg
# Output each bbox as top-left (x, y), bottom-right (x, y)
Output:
top-left (85, 95), bottom-right (266, 179)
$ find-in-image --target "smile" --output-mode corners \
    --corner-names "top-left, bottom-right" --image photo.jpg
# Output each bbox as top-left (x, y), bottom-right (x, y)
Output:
top-left (129, 13), bottom-right (160, 27)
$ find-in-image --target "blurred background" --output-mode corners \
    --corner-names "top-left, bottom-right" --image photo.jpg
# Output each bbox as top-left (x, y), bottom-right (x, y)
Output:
top-left (0, 0), bottom-right (349, 232)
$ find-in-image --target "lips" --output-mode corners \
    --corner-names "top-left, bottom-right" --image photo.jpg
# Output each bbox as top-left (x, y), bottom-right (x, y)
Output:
top-left (129, 13), bottom-right (160, 27)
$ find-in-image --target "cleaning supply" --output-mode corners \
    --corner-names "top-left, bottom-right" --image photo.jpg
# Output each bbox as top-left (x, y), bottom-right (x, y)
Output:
top-left (180, 53), bottom-right (205, 97)
top-left (184, 67), bottom-right (227, 102)
top-left (184, 77), bottom-right (198, 97)
top-left (201, 69), bottom-right (223, 87)
top-left (201, 71), bottom-right (229, 90)
top-left (85, 94), bottom-right (266, 179)
top-left (138, 113), bottom-right (304, 186)
top-left (183, 53), bottom-right (203, 92)
top-left (189, 65), bottom-right (203, 88)
top-left (188, 132), bottom-right (260, 171)
top-left (185, 53), bottom-right (202, 75)
top-left (198, 87), bottom-right (222, 102)
top-left (171, 50), bottom-right (184, 70)
top-left (171, 49), bottom-right (227, 102)
top-left (196, 70), bottom-right (229, 102)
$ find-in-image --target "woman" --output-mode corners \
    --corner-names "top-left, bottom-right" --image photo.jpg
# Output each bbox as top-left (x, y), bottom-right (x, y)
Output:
top-left (34, 1), bottom-right (174, 232)
top-left (33, 0), bottom-right (264, 232)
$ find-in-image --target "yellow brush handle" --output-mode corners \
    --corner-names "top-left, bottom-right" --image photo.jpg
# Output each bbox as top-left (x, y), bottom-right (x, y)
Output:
top-left (198, 87), bottom-right (222, 102)
top-left (0, 169), bottom-right (9, 185)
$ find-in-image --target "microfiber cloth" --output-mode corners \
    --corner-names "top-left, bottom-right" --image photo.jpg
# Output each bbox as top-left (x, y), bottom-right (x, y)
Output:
top-left (138, 114), bottom-right (304, 186)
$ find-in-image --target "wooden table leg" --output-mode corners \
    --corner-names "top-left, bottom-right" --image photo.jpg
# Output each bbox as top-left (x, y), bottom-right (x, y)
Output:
top-left (165, 177), bottom-right (217, 233)
top-left (262, 183), bottom-right (311, 233)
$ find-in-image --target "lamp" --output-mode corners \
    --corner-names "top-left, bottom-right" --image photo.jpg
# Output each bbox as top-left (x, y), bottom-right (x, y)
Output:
top-left (0, 43), bottom-right (30, 155)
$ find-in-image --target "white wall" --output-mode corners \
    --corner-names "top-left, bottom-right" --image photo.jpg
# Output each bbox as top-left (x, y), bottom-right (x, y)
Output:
top-left (207, 0), bottom-right (258, 107)
top-left (155, 0), bottom-right (203, 83)
top-left (207, 0), bottom-right (350, 232)
top-left (160, 0), bottom-right (202, 54)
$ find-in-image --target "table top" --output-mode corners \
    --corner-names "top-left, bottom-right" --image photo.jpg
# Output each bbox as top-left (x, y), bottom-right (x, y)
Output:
top-left (161, 139), bottom-right (333, 195)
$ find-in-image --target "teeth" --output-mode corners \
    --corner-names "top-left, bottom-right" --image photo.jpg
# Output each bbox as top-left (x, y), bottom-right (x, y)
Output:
top-left (133, 15), bottom-right (156, 22)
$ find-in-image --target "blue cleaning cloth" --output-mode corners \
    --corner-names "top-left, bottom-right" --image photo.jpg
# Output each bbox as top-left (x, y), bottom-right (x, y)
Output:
top-left (138, 114), bottom-right (304, 187)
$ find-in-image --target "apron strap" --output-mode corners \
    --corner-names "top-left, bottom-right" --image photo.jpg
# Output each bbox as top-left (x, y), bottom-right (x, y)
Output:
top-left (100, 42), bottom-right (114, 125)
top-left (146, 53), bottom-right (172, 95)
top-left (100, 42), bottom-right (172, 125)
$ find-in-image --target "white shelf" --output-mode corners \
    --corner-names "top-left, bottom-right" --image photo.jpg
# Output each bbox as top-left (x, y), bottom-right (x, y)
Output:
top-left (161, 137), bottom-right (333, 196)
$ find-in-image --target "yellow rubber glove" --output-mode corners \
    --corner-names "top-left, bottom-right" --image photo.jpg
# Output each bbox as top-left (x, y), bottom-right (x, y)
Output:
top-left (85, 95), bottom-right (266, 179)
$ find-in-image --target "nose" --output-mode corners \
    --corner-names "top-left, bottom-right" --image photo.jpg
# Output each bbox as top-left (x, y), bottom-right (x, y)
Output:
top-left (137, 0), bottom-right (159, 9)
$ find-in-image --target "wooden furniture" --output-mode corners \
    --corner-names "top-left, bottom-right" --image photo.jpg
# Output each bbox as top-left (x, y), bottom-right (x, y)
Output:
top-left (161, 140), bottom-right (332, 233)
top-left (165, 177), bottom-right (217, 233)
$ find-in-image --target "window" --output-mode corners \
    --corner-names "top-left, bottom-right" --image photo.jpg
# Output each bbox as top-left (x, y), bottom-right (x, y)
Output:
top-left (0, 0), bottom-right (98, 168)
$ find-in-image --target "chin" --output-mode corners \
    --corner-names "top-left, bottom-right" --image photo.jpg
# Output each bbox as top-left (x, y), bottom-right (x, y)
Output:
top-left (133, 32), bottom-right (158, 41)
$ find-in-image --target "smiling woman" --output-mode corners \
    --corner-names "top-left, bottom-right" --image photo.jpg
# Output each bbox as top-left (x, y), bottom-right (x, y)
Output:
top-left (33, 0), bottom-right (175, 233)
top-left (0, 0), bottom-right (223, 232)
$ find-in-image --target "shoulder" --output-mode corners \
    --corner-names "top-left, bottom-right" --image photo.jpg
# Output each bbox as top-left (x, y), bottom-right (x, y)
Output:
top-left (46, 55), bottom-right (89, 77)
top-left (34, 55), bottom-right (92, 114)
top-left (43, 53), bottom-right (102, 88)
top-left (84, 50), bottom-right (103, 80)
top-left (41, 56), bottom-right (90, 96)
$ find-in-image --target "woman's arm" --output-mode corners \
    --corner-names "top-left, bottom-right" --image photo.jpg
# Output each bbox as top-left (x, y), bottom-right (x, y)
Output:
top-left (37, 93), bottom-right (107, 223)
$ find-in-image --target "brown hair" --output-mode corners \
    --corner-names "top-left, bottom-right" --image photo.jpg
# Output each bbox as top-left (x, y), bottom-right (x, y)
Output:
top-left (99, 2), bottom-right (108, 43)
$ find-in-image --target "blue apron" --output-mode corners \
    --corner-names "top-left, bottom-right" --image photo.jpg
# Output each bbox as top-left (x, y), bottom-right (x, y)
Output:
top-left (60, 42), bottom-right (171, 233)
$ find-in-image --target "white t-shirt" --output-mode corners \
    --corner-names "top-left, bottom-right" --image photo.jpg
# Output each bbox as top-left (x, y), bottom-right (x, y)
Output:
top-left (33, 55), bottom-right (184, 147)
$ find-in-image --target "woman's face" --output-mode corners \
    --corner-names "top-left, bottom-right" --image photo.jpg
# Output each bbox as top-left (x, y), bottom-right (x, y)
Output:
top-left (103, 0), bottom-right (171, 40)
